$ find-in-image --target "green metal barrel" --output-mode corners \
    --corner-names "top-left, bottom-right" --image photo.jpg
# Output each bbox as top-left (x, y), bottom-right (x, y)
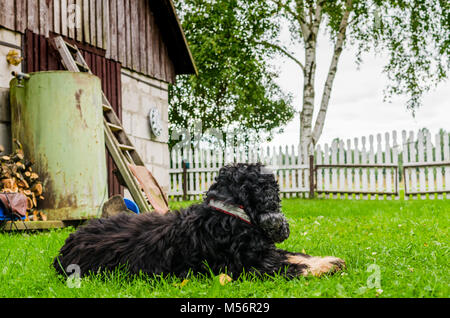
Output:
top-left (9, 71), bottom-right (107, 220)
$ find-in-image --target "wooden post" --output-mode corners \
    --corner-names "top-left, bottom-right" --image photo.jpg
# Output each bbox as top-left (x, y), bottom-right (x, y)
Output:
top-left (182, 159), bottom-right (188, 201)
top-left (309, 154), bottom-right (315, 199)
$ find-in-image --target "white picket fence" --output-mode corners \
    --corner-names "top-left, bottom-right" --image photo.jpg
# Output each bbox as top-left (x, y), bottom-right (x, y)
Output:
top-left (169, 130), bottom-right (450, 201)
top-left (169, 143), bottom-right (311, 200)
top-left (402, 130), bottom-right (450, 199)
top-left (315, 132), bottom-right (399, 200)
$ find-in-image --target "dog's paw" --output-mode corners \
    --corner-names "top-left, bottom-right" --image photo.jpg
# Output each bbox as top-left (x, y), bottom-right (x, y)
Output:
top-left (287, 255), bottom-right (346, 277)
top-left (306, 256), bottom-right (346, 277)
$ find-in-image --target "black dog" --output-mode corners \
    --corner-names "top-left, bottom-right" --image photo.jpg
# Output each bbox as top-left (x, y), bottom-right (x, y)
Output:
top-left (53, 163), bottom-right (345, 279)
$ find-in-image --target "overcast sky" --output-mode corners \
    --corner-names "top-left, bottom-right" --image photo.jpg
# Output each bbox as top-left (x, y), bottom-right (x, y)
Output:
top-left (265, 28), bottom-right (450, 148)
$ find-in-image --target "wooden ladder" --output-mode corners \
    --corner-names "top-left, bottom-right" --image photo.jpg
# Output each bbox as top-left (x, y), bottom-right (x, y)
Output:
top-left (52, 35), bottom-right (164, 213)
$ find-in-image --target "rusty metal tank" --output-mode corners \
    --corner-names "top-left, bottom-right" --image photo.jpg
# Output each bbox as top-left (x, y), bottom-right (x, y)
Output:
top-left (9, 71), bottom-right (107, 220)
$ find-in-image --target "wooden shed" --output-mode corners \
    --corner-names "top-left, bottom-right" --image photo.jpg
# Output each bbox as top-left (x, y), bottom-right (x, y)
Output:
top-left (0, 0), bottom-right (196, 198)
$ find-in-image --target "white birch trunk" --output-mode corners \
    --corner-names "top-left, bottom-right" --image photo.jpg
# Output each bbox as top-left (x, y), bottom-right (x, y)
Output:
top-left (311, 0), bottom-right (353, 146)
top-left (300, 45), bottom-right (317, 154)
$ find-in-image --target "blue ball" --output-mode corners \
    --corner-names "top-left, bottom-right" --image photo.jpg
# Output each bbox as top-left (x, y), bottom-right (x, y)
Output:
top-left (123, 198), bottom-right (140, 214)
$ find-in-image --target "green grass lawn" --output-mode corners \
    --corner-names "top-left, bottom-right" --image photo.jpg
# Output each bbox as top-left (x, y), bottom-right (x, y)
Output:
top-left (0, 198), bottom-right (448, 298)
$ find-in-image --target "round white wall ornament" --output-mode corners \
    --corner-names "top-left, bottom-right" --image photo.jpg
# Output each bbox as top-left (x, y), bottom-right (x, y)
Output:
top-left (148, 107), bottom-right (163, 137)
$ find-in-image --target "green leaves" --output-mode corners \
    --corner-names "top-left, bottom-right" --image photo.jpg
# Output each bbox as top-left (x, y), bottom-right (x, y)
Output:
top-left (349, 0), bottom-right (449, 112)
top-left (169, 0), bottom-right (295, 148)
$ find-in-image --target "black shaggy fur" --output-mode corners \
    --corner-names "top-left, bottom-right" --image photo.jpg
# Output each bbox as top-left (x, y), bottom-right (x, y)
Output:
top-left (53, 163), bottom-right (331, 279)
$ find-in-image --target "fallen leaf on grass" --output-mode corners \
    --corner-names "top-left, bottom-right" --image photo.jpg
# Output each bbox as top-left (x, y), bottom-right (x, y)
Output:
top-left (174, 279), bottom-right (189, 288)
top-left (218, 274), bottom-right (232, 286)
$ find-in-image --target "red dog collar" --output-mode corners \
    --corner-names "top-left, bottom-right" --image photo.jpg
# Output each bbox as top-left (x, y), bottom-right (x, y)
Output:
top-left (208, 199), bottom-right (251, 225)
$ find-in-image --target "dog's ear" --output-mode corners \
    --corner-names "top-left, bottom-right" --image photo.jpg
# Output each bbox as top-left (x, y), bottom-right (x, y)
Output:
top-left (250, 165), bottom-right (290, 243)
top-left (238, 164), bottom-right (290, 243)
top-left (206, 163), bottom-right (257, 204)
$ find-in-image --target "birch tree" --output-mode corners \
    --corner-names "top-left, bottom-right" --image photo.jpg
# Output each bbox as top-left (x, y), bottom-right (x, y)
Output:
top-left (260, 0), bottom-right (449, 153)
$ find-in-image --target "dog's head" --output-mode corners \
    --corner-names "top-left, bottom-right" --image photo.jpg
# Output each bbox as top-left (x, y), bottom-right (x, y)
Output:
top-left (206, 163), bottom-right (290, 243)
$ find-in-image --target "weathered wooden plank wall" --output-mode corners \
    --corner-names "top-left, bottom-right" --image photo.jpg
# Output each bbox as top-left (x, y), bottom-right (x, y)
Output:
top-left (0, 0), bottom-right (176, 83)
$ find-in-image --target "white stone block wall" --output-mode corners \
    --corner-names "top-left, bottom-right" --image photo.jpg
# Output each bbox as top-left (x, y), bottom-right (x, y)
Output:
top-left (0, 27), bottom-right (22, 155)
top-left (121, 69), bottom-right (170, 195)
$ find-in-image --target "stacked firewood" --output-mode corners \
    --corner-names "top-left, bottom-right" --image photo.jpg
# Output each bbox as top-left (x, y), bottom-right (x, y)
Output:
top-left (0, 141), bottom-right (46, 220)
